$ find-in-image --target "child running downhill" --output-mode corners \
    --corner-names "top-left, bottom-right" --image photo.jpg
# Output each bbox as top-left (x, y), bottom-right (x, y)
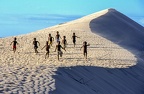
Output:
top-left (33, 38), bottom-right (40, 54)
top-left (41, 41), bottom-right (50, 59)
top-left (55, 31), bottom-right (61, 43)
top-left (48, 33), bottom-right (54, 46)
top-left (10, 37), bottom-right (19, 53)
top-left (55, 41), bottom-right (66, 61)
top-left (72, 33), bottom-right (80, 47)
top-left (80, 41), bottom-right (90, 59)
top-left (62, 36), bottom-right (67, 49)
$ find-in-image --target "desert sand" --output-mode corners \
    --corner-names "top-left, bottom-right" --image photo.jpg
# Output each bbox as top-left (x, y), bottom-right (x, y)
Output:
top-left (0, 8), bottom-right (144, 94)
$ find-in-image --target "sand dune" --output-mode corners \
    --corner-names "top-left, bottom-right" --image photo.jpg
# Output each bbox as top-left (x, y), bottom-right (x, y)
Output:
top-left (0, 8), bottom-right (144, 94)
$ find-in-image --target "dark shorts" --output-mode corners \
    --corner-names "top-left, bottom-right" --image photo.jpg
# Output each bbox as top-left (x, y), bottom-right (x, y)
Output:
top-left (73, 40), bottom-right (76, 43)
top-left (46, 48), bottom-right (50, 53)
top-left (58, 51), bottom-right (63, 57)
top-left (84, 50), bottom-right (87, 53)
top-left (13, 45), bottom-right (16, 49)
top-left (34, 46), bottom-right (38, 49)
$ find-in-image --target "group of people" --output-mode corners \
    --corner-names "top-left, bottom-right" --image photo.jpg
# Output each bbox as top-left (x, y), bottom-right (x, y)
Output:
top-left (10, 31), bottom-right (90, 60)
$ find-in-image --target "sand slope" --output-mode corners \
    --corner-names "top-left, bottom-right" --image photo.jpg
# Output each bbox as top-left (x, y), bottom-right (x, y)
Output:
top-left (0, 8), bottom-right (144, 94)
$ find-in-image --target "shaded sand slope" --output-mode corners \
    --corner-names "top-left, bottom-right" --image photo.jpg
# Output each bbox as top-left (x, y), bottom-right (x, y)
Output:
top-left (51, 65), bottom-right (144, 94)
top-left (0, 8), bottom-right (143, 94)
top-left (50, 9), bottom-right (144, 94)
top-left (90, 8), bottom-right (144, 51)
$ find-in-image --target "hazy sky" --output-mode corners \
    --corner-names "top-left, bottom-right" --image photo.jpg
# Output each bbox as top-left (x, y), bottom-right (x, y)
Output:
top-left (0, 0), bottom-right (144, 37)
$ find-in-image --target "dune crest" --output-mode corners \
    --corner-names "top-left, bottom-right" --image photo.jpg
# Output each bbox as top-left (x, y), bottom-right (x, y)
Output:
top-left (1, 8), bottom-right (143, 94)
top-left (0, 8), bottom-right (137, 68)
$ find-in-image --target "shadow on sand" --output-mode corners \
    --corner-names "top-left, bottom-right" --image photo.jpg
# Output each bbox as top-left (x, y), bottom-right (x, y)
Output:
top-left (49, 64), bottom-right (144, 94)
top-left (49, 9), bottom-right (144, 94)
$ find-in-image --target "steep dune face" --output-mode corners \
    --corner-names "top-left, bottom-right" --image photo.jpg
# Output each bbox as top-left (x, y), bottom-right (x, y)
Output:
top-left (90, 8), bottom-right (144, 52)
top-left (0, 8), bottom-right (142, 94)
top-left (1, 8), bottom-right (136, 68)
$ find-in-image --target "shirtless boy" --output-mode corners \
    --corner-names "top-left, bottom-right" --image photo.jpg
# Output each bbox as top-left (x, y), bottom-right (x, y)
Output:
top-left (10, 37), bottom-right (19, 53)
top-left (72, 33), bottom-right (80, 47)
top-left (80, 41), bottom-right (90, 59)
top-left (33, 38), bottom-right (40, 54)
top-left (42, 41), bottom-right (50, 59)
top-left (55, 41), bottom-right (66, 61)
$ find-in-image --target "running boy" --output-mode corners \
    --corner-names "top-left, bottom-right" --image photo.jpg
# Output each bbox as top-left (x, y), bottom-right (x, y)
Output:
top-left (48, 33), bottom-right (54, 46)
top-left (55, 31), bottom-right (61, 43)
top-left (62, 36), bottom-right (67, 49)
top-left (72, 33), bottom-right (80, 47)
top-left (54, 41), bottom-right (66, 61)
top-left (80, 41), bottom-right (90, 59)
top-left (33, 38), bottom-right (40, 53)
top-left (10, 37), bottom-right (19, 53)
top-left (41, 41), bottom-right (50, 59)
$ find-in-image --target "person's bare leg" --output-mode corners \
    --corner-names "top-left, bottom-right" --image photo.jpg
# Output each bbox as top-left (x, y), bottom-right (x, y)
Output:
top-left (34, 49), bottom-right (36, 53)
top-left (58, 52), bottom-right (60, 61)
top-left (45, 52), bottom-right (48, 59)
top-left (13, 48), bottom-right (16, 53)
top-left (36, 49), bottom-right (39, 53)
top-left (86, 53), bottom-right (87, 59)
top-left (45, 52), bottom-right (49, 59)
top-left (83, 52), bottom-right (85, 59)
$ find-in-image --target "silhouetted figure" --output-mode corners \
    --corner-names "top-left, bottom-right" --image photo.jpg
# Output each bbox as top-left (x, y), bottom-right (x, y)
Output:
top-left (55, 41), bottom-right (66, 61)
top-left (48, 33), bottom-right (54, 46)
top-left (55, 31), bottom-right (61, 43)
top-left (42, 41), bottom-right (50, 59)
top-left (80, 41), bottom-right (90, 59)
top-left (10, 37), bottom-right (18, 53)
top-left (62, 36), bottom-right (67, 49)
top-left (72, 33), bottom-right (80, 47)
top-left (33, 38), bottom-right (40, 54)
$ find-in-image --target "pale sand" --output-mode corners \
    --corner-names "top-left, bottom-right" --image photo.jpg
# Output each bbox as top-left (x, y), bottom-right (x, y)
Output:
top-left (0, 9), bottom-right (137, 93)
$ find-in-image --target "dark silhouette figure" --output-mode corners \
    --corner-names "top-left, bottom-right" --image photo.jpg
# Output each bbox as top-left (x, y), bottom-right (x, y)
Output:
top-left (62, 36), bottom-right (67, 49)
top-left (80, 41), bottom-right (90, 59)
top-left (55, 41), bottom-right (66, 61)
top-left (42, 41), bottom-right (50, 59)
top-left (10, 37), bottom-right (19, 53)
top-left (33, 38), bottom-right (40, 54)
top-left (55, 31), bottom-right (61, 43)
top-left (48, 33), bottom-right (54, 46)
top-left (72, 33), bottom-right (80, 47)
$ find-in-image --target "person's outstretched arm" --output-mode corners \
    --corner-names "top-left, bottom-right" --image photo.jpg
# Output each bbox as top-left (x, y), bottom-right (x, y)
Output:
top-left (10, 41), bottom-right (13, 45)
top-left (33, 41), bottom-right (34, 45)
top-left (38, 41), bottom-right (40, 46)
top-left (76, 36), bottom-right (80, 38)
top-left (41, 45), bottom-right (46, 50)
top-left (61, 46), bottom-right (66, 51)
top-left (17, 42), bottom-right (19, 45)
top-left (80, 45), bottom-right (83, 50)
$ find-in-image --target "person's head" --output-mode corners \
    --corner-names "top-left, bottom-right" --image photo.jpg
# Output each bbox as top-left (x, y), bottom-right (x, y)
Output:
top-left (63, 36), bottom-right (66, 38)
top-left (14, 37), bottom-right (17, 40)
top-left (49, 34), bottom-right (51, 36)
top-left (84, 41), bottom-right (87, 45)
top-left (73, 33), bottom-right (75, 35)
top-left (34, 38), bottom-right (36, 41)
top-left (57, 31), bottom-right (59, 34)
